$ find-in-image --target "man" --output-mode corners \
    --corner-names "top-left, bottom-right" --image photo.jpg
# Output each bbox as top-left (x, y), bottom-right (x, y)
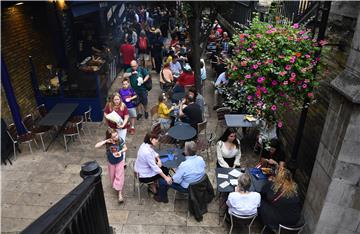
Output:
top-left (154, 141), bottom-right (206, 203)
top-left (169, 55), bottom-right (182, 79)
top-left (188, 86), bottom-right (205, 114)
top-left (123, 60), bottom-right (150, 120)
top-left (213, 70), bottom-right (229, 109)
top-left (179, 95), bottom-right (203, 131)
top-left (120, 36), bottom-right (136, 71)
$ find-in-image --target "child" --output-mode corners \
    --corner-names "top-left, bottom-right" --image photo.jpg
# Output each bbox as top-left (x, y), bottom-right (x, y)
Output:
top-left (119, 78), bottom-right (137, 135)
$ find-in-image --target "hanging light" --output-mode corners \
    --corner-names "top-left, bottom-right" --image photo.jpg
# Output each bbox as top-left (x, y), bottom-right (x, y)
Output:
top-left (15, 2), bottom-right (24, 6)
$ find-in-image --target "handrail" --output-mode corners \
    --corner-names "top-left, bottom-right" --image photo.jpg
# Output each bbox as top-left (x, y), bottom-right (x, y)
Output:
top-left (22, 161), bottom-right (111, 234)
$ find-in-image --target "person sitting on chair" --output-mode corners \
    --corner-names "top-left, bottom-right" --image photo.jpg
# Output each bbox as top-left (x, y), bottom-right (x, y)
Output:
top-left (226, 173), bottom-right (261, 216)
top-left (179, 94), bottom-right (203, 131)
top-left (154, 141), bottom-right (206, 203)
top-left (157, 94), bottom-right (174, 131)
top-left (259, 139), bottom-right (285, 171)
top-left (216, 128), bottom-right (242, 168)
top-left (259, 168), bottom-right (301, 230)
top-left (134, 132), bottom-right (172, 194)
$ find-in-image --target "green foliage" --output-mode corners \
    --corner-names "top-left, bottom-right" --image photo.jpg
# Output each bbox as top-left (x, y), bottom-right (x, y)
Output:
top-left (224, 15), bottom-right (325, 127)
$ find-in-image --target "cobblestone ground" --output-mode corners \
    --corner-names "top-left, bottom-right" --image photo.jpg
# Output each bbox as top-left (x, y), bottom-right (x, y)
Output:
top-left (1, 64), bottom-right (264, 234)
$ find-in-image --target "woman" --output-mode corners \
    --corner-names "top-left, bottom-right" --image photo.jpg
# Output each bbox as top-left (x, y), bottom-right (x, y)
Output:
top-left (160, 62), bottom-right (174, 92)
top-left (158, 94), bottom-right (174, 130)
top-left (104, 92), bottom-right (129, 142)
top-left (95, 129), bottom-right (127, 203)
top-left (226, 173), bottom-right (261, 216)
top-left (216, 128), bottom-right (242, 168)
top-left (259, 168), bottom-right (301, 229)
top-left (119, 79), bottom-right (137, 135)
top-left (259, 139), bottom-right (285, 170)
top-left (134, 132), bottom-right (172, 194)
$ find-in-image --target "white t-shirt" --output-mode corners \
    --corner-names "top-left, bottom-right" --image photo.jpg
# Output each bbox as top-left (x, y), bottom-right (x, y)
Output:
top-left (226, 191), bottom-right (261, 216)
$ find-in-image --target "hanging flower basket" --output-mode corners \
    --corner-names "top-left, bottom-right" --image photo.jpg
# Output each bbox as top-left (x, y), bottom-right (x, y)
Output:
top-left (224, 15), bottom-right (325, 127)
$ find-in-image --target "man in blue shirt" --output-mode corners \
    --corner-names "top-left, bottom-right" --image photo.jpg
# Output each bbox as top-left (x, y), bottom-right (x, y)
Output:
top-left (154, 141), bottom-right (206, 203)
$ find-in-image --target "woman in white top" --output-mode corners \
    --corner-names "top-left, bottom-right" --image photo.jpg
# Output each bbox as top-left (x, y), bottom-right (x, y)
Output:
top-left (216, 128), bottom-right (242, 168)
top-left (226, 173), bottom-right (261, 216)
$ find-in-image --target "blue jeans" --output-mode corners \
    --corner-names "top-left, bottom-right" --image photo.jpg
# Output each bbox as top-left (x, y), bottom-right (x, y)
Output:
top-left (158, 178), bottom-right (188, 201)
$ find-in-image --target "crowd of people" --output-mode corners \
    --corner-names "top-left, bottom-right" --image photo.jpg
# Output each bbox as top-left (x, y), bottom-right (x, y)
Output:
top-left (94, 7), bottom-right (302, 231)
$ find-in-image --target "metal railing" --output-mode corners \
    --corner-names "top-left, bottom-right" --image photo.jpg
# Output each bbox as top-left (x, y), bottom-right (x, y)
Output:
top-left (22, 161), bottom-right (112, 234)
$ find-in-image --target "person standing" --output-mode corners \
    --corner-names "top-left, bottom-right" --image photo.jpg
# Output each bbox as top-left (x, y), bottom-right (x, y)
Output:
top-left (123, 60), bottom-right (150, 120)
top-left (120, 36), bottom-right (136, 71)
top-left (95, 129), bottom-right (127, 203)
top-left (104, 92), bottom-right (129, 142)
top-left (119, 78), bottom-right (137, 135)
top-left (152, 31), bottom-right (164, 74)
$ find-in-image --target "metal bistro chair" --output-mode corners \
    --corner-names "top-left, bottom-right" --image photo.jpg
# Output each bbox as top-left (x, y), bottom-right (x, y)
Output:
top-left (131, 161), bottom-right (155, 205)
top-left (36, 104), bottom-right (48, 118)
top-left (62, 118), bottom-right (85, 151)
top-left (215, 107), bottom-right (231, 134)
top-left (7, 123), bottom-right (38, 159)
top-left (83, 106), bottom-right (93, 134)
top-left (150, 104), bottom-right (159, 128)
top-left (260, 217), bottom-right (305, 234)
top-left (223, 211), bottom-right (257, 234)
top-left (22, 114), bottom-right (52, 152)
top-left (151, 122), bottom-right (176, 149)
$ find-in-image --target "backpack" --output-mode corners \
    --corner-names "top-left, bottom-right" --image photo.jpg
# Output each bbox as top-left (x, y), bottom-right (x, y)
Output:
top-left (139, 37), bottom-right (147, 51)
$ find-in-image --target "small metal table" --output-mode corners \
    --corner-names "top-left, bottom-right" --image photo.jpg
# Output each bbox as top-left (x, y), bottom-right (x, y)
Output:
top-left (167, 122), bottom-right (196, 141)
top-left (215, 167), bottom-right (268, 223)
top-left (38, 103), bottom-right (79, 151)
top-left (224, 114), bottom-right (258, 128)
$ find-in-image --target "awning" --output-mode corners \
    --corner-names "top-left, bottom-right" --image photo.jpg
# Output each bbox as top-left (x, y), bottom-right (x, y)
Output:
top-left (70, 1), bottom-right (119, 18)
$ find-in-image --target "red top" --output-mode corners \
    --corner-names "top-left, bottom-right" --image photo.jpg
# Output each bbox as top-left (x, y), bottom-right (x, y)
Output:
top-left (104, 104), bottom-right (129, 129)
top-left (177, 72), bottom-right (195, 86)
top-left (120, 43), bottom-right (135, 65)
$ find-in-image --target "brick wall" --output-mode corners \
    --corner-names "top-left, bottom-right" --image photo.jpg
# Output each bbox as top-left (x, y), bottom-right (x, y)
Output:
top-left (1, 2), bottom-right (56, 125)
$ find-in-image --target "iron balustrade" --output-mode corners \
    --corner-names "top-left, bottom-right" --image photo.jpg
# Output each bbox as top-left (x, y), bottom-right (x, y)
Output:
top-left (22, 161), bottom-right (112, 234)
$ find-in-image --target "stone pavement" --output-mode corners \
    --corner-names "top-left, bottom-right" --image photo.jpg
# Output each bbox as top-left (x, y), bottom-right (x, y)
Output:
top-left (1, 65), bottom-right (264, 234)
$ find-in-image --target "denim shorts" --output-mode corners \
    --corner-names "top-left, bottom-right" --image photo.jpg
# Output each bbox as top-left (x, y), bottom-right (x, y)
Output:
top-left (128, 107), bottom-right (137, 118)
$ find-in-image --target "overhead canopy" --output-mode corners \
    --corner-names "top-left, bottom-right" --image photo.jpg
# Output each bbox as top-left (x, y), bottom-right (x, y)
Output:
top-left (70, 1), bottom-right (119, 18)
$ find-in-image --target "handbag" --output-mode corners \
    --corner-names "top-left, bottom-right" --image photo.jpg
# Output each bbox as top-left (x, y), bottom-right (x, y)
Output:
top-left (144, 76), bottom-right (152, 91)
top-left (130, 89), bottom-right (140, 106)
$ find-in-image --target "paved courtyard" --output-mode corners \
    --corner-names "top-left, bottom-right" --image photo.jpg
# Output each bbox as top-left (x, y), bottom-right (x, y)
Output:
top-left (1, 67), bottom-right (264, 234)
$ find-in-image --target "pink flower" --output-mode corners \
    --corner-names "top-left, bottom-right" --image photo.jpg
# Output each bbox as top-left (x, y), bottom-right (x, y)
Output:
top-left (271, 105), bottom-right (277, 111)
top-left (290, 56), bottom-right (296, 64)
top-left (319, 40), bottom-right (327, 46)
top-left (292, 23), bottom-right (299, 29)
top-left (277, 121), bottom-right (283, 128)
top-left (267, 59), bottom-right (273, 64)
top-left (302, 84), bottom-right (308, 89)
top-left (283, 81), bottom-right (288, 85)
top-left (252, 64), bottom-right (258, 69)
top-left (245, 74), bottom-right (251, 79)
top-left (232, 66), bottom-right (238, 71)
top-left (279, 55), bottom-right (285, 59)
top-left (299, 30), bottom-right (305, 35)
top-left (256, 34), bottom-right (262, 38)
top-left (271, 80), bottom-right (278, 86)
top-left (267, 25), bottom-right (273, 29)
top-left (260, 87), bottom-right (268, 93)
top-left (291, 72), bottom-right (296, 77)
top-left (247, 48), bottom-right (253, 52)
top-left (257, 62), bottom-right (262, 66)
top-left (266, 30), bottom-right (273, 34)
top-left (307, 92), bottom-right (314, 98)
top-left (257, 76), bottom-right (265, 83)
top-left (289, 77), bottom-right (296, 83)
top-left (241, 61), bottom-right (248, 66)
top-left (304, 79), bottom-right (310, 83)
top-left (305, 54), bottom-right (311, 59)
top-left (247, 95), bottom-right (253, 100)
top-left (279, 71), bottom-right (287, 76)
top-left (285, 65), bottom-right (291, 70)
top-left (256, 101), bottom-right (263, 107)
